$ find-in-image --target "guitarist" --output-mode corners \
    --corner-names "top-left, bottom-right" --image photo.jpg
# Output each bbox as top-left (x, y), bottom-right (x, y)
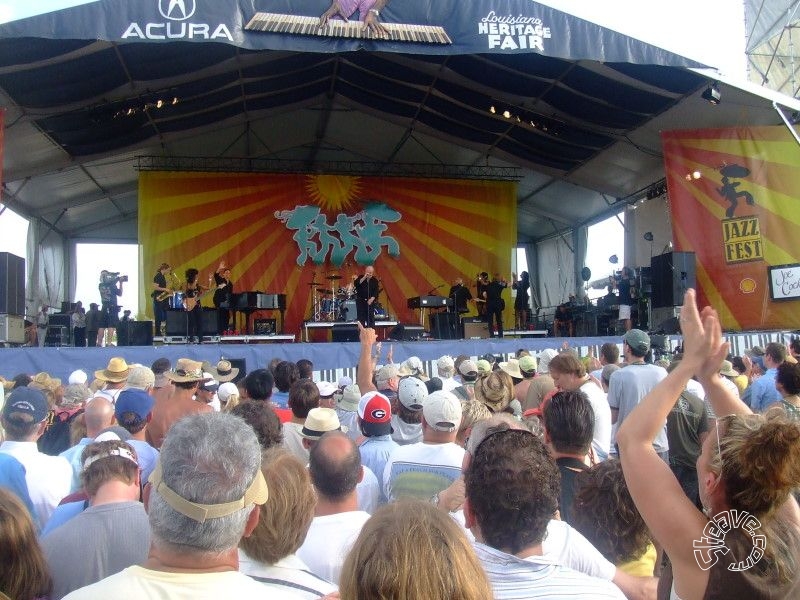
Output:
top-left (151, 262), bottom-right (172, 336)
top-left (475, 272), bottom-right (490, 317)
top-left (183, 268), bottom-right (210, 344)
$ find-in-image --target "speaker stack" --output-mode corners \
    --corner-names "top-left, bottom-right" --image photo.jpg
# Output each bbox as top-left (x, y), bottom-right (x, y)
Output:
top-left (0, 252), bottom-right (25, 316)
top-left (650, 252), bottom-right (696, 308)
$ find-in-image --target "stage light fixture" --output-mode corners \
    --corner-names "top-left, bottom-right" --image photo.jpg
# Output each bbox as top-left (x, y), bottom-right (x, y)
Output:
top-left (643, 232), bottom-right (654, 242)
top-left (701, 82), bottom-right (721, 105)
top-left (489, 105), bottom-right (496, 114)
top-left (502, 110), bottom-right (511, 119)
top-left (609, 254), bottom-right (619, 264)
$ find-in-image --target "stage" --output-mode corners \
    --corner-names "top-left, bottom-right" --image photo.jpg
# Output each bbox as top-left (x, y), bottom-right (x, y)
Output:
top-left (0, 330), bottom-right (791, 389)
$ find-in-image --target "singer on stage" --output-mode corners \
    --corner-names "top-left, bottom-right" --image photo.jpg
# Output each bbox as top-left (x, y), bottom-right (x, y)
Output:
top-left (354, 265), bottom-right (380, 327)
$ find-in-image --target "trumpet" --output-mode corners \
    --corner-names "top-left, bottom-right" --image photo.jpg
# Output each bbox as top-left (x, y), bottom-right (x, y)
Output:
top-left (156, 272), bottom-right (180, 302)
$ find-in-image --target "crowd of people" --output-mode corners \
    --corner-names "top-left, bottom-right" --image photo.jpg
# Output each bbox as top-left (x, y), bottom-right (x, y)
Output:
top-left (2, 289), bottom-right (800, 599)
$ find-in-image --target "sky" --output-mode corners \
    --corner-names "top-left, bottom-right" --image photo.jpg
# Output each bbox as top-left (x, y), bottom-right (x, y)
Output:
top-left (0, 0), bottom-right (749, 313)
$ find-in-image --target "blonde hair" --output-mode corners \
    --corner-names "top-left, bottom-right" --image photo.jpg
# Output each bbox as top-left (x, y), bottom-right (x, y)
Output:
top-left (0, 488), bottom-right (52, 600)
top-left (457, 400), bottom-right (491, 445)
top-left (221, 393), bottom-right (242, 413)
top-left (339, 500), bottom-right (492, 600)
top-left (239, 448), bottom-right (315, 564)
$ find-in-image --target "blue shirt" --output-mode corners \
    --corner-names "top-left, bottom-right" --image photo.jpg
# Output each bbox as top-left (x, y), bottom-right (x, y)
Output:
top-left (359, 435), bottom-right (398, 502)
top-left (270, 390), bottom-right (290, 409)
top-left (41, 500), bottom-right (87, 537)
top-left (0, 453), bottom-right (38, 528)
top-left (59, 438), bottom-right (93, 493)
top-left (743, 368), bottom-right (780, 412)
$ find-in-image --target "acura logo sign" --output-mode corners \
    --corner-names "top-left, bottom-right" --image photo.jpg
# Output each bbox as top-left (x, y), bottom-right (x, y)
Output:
top-left (159, 0), bottom-right (195, 21)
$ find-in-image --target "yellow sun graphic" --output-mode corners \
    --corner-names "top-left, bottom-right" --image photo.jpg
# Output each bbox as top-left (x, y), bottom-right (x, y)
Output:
top-left (305, 175), bottom-right (361, 211)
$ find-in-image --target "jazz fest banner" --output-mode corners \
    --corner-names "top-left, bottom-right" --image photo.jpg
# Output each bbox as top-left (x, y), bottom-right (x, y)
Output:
top-left (138, 172), bottom-right (516, 334)
top-left (662, 126), bottom-right (800, 331)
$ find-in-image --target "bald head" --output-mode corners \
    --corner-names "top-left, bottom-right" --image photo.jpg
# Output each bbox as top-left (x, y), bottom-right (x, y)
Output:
top-left (85, 397), bottom-right (115, 437)
top-left (309, 431), bottom-right (361, 501)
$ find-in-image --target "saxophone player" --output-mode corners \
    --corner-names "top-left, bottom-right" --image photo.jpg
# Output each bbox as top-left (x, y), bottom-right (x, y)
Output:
top-left (152, 262), bottom-right (172, 336)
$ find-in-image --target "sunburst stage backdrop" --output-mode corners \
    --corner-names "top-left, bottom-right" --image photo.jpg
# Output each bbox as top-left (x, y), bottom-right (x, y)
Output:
top-left (138, 172), bottom-right (517, 334)
top-left (663, 125), bottom-right (800, 331)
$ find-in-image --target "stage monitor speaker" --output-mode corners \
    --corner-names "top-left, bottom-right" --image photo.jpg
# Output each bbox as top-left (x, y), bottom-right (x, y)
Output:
top-left (0, 252), bottom-right (25, 316)
top-left (165, 310), bottom-right (188, 336)
top-left (254, 318), bottom-right (277, 335)
top-left (389, 324), bottom-right (425, 341)
top-left (463, 321), bottom-right (490, 339)
top-left (332, 323), bottom-right (359, 342)
top-left (430, 313), bottom-right (460, 339)
top-left (119, 321), bottom-right (153, 346)
top-left (650, 251), bottom-right (696, 308)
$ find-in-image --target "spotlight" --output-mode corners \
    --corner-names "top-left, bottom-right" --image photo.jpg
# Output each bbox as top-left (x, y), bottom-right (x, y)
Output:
top-left (692, 170), bottom-right (701, 180)
top-left (643, 232), bottom-right (654, 242)
top-left (156, 99), bottom-right (164, 109)
top-left (490, 105), bottom-right (496, 114)
top-left (171, 97), bottom-right (179, 105)
top-left (609, 254), bottom-right (619, 264)
top-left (701, 82), bottom-right (721, 105)
top-left (502, 110), bottom-right (511, 119)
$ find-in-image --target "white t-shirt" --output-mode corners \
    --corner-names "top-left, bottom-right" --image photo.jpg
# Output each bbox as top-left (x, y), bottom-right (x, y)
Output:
top-left (356, 466), bottom-right (380, 514)
top-left (579, 379), bottom-right (612, 461)
top-left (383, 441), bottom-right (465, 502)
top-left (0, 440), bottom-right (72, 526)
top-left (389, 415), bottom-right (422, 445)
top-left (282, 422), bottom-right (309, 463)
top-left (296, 511), bottom-right (370, 585)
top-left (453, 511), bottom-right (616, 582)
top-left (62, 565), bottom-right (303, 599)
top-left (238, 550), bottom-right (336, 600)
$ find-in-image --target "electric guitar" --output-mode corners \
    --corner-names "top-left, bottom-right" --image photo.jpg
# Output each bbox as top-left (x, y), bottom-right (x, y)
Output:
top-left (182, 287), bottom-right (213, 311)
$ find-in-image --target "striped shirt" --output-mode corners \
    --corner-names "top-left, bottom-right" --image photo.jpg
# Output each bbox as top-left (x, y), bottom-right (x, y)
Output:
top-left (474, 542), bottom-right (626, 600)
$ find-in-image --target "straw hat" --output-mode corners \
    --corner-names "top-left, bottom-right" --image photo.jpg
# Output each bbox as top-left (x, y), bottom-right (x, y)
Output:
top-left (300, 407), bottom-right (347, 439)
top-left (94, 357), bottom-right (130, 383)
top-left (164, 358), bottom-right (211, 383)
top-left (474, 370), bottom-right (513, 413)
top-left (201, 359), bottom-right (239, 383)
top-left (499, 358), bottom-right (523, 379)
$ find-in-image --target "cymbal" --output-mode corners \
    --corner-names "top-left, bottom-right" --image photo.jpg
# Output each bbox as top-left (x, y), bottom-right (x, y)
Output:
top-left (316, 288), bottom-right (334, 295)
top-left (308, 282), bottom-right (322, 286)
top-left (326, 274), bottom-right (342, 280)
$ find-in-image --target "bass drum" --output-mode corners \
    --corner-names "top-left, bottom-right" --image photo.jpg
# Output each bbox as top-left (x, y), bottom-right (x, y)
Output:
top-left (169, 292), bottom-right (184, 310)
top-left (373, 303), bottom-right (387, 319)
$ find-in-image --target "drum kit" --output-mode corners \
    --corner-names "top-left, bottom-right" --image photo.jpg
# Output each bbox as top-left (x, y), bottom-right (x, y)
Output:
top-left (309, 273), bottom-right (356, 322)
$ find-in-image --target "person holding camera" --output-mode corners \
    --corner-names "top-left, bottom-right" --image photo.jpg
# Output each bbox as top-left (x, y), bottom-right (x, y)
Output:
top-left (98, 269), bottom-right (125, 347)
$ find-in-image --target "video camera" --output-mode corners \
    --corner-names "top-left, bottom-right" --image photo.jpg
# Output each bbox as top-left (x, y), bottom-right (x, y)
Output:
top-left (101, 270), bottom-right (128, 284)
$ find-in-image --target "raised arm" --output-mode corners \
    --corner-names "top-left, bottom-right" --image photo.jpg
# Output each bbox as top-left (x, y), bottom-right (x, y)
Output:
top-left (617, 290), bottom-right (713, 597)
top-left (357, 322), bottom-right (378, 393)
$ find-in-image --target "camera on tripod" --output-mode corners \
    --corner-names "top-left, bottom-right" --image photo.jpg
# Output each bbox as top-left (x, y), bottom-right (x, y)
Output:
top-left (101, 270), bottom-right (128, 284)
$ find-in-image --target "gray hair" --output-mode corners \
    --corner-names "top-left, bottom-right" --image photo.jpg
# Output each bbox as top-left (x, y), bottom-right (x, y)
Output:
top-left (465, 413), bottom-right (523, 456)
top-left (148, 412), bottom-right (262, 553)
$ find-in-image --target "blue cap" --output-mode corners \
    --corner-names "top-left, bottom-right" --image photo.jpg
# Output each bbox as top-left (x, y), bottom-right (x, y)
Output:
top-left (2, 387), bottom-right (49, 424)
top-left (115, 388), bottom-right (154, 421)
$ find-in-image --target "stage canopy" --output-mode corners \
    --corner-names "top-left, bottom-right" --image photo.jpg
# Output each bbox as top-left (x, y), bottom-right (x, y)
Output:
top-left (3, 0), bottom-right (800, 329)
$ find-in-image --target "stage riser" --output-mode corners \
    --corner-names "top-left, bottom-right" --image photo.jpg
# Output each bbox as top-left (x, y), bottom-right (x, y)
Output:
top-left (2, 331), bottom-right (793, 387)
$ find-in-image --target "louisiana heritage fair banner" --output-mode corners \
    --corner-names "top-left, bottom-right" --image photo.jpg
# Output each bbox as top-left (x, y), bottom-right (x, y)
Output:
top-left (138, 171), bottom-right (516, 333)
top-left (662, 126), bottom-right (800, 331)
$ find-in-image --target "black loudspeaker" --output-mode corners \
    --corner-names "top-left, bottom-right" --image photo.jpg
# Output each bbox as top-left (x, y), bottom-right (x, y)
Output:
top-left (0, 252), bottom-right (25, 316)
top-left (165, 310), bottom-right (188, 336)
top-left (650, 252), bottom-right (696, 308)
top-left (119, 321), bottom-right (153, 346)
top-left (430, 313), bottom-right (460, 339)
top-left (254, 318), bottom-right (276, 335)
top-left (332, 323), bottom-right (359, 342)
top-left (389, 324), bottom-right (425, 341)
top-left (201, 308), bottom-right (217, 335)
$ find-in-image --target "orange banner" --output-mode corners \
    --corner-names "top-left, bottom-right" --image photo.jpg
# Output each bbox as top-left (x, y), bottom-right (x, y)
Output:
top-left (662, 126), bottom-right (800, 330)
top-left (138, 172), bottom-right (516, 334)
